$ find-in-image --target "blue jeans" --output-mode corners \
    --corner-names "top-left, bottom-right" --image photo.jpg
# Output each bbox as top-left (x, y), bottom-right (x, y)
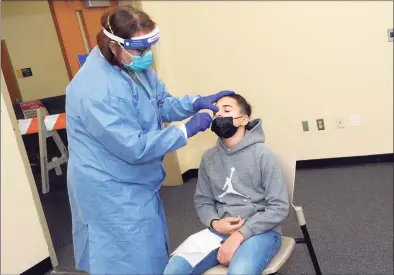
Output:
top-left (164, 230), bottom-right (281, 275)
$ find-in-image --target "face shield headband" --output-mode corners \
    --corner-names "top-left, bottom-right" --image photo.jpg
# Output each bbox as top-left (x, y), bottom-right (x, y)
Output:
top-left (102, 24), bottom-right (160, 50)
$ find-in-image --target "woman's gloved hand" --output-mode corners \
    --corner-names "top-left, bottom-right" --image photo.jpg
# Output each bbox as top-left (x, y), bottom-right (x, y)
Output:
top-left (185, 113), bottom-right (213, 138)
top-left (193, 90), bottom-right (235, 112)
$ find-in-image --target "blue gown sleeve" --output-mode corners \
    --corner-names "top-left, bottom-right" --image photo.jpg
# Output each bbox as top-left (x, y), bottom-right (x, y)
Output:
top-left (149, 70), bottom-right (197, 123)
top-left (82, 95), bottom-right (187, 165)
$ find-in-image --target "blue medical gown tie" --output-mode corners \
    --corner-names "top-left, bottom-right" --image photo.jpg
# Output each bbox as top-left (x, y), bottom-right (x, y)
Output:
top-left (65, 46), bottom-right (196, 274)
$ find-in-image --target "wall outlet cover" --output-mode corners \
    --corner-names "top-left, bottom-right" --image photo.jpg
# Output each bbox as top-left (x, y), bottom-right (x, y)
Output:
top-left (316, 118), bottom-right (325, 130)
top-left (302, 121), bottom-right (309, 132)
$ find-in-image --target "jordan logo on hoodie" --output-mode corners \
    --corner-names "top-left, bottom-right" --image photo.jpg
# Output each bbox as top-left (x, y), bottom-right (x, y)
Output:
top-left (218, 167), bottom-right (250, 202)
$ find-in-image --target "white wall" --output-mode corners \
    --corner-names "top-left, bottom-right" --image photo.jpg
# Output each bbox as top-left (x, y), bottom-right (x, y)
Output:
top-left (1, 71), bottom-right (56, 273)
top-left (136, 1), bottom-right (393, 172)
top-left (1, 1), bottom-right (69, 101)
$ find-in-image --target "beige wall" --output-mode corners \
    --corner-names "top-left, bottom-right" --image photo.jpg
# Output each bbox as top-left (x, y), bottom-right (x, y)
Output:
top-left (136, 1), bottom-right (393, 171)
top-left (1, 1), bottom-right (69, 101)
top-left (1, 72), bottom-right (56, 273)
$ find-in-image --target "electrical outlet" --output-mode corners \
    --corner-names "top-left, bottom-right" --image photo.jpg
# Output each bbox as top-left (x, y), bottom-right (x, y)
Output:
top-left (316, 118), bottom-right (325, 130)
top-left (302, 121), bottom-right (309, 132)
top-left (336, 118), bottom-right (345, 129)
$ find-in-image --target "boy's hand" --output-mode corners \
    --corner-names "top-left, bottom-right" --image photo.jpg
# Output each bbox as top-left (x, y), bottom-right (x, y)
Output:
top-left (212, 217), bottom-right (245, 235)
top-left (217, 231), bottom-right (245, 266)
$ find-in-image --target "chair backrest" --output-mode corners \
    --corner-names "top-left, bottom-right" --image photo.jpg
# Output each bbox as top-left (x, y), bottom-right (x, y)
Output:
top-left (270, 148), bottom-right (296, 205)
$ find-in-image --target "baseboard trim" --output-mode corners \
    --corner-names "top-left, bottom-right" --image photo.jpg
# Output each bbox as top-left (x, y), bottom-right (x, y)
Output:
top-left (296, 153), bottom-right (393, 169)
top-left (21, 257), bottom-right (52, 275)
top-left (181, 153), bottom-right (393, 181)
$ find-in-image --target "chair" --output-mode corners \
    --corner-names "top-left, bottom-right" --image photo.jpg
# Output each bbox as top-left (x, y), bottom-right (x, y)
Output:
top-left (203, 148), bottom-right (322, 275)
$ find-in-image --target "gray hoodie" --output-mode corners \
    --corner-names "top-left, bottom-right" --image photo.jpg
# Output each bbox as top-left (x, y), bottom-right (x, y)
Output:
top-left (194, 119), bottom-right (289, 240)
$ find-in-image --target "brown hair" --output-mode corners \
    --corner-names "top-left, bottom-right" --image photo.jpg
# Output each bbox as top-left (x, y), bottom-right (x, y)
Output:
top-left (96, 6), bottom-right (156, 67)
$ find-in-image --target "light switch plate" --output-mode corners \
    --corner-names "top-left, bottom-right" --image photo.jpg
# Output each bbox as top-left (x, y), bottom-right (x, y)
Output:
top-left (302, 121), bottom-right (309, 132)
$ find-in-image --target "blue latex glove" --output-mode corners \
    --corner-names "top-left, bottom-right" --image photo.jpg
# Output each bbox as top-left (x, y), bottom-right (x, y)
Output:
top-left (193, 90), bottom-right (235, 112)
top-left (185, 113), bottom-right (213, 138)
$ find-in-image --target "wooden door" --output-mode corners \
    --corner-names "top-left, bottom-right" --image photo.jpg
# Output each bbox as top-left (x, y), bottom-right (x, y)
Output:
top-left (49, 0), bottom-right (118, 79)
top-left (1, 40), bottom-right (22, 104)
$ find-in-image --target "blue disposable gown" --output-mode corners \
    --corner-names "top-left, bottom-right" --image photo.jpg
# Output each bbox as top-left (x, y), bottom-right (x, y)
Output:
top-left (65, 46), bottom-right (196, 274)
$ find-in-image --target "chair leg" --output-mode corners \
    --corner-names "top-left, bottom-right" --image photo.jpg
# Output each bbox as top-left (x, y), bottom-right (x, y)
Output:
top-left (300, 224), bottom-right (322, 275)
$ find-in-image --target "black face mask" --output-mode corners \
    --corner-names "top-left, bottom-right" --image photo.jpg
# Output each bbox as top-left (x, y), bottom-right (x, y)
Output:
top-left (211, 116), bottom-right (243, 138)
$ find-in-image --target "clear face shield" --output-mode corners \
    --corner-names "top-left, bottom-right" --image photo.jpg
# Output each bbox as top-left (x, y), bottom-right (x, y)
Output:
top-left (103, 26), bottom-right (160, 52)
top-left (103, 19), bottom-right (160, 71)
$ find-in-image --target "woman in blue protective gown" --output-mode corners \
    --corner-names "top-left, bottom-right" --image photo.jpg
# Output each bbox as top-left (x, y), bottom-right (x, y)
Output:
top-left (65, 6), bottom-right (233, 275)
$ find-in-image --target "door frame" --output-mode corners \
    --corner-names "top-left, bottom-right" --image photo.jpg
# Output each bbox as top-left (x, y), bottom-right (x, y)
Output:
top-left (1, 72), bottom-right (59, 270)
top-left (1, 40), bottom-right (23, 103)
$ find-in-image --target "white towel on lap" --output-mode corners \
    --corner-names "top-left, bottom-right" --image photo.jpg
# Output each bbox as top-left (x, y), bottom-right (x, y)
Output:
top-left (171, 229), bottom-right (224, 266)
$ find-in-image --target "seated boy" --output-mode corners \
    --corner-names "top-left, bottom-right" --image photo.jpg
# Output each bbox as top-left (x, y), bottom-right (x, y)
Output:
top-left (164, 94), bottom-right (290, 275)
